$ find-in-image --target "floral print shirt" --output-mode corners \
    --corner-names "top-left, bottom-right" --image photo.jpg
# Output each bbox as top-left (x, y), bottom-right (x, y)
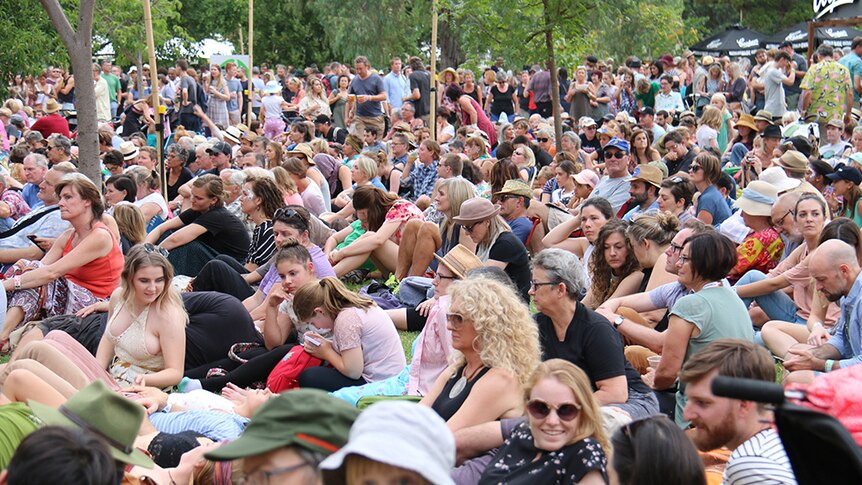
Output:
top-left (800, 60), bottom-right (852, 122)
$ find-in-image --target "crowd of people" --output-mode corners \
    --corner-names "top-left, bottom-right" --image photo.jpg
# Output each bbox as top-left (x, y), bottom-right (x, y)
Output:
top-left (2, 39), bottom-right (862, 484)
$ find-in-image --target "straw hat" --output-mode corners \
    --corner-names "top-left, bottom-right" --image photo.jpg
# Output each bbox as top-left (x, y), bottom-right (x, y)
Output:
top-left (494, 179), bottom-right (533, 199)
top-left (452, 198), bottom-right (500, 225)
top-left (44, 99), bottom-right (61, 114)
top-left (223, 126), bottom-right (242, 144)
top-left (119, 141), bottom-right (139, 161)
top-left (735, 114), bottom-right (758, 132)
top-left (734, 180), bottom-right (778, 216)
top-left (285, 143), bottom-right (316, 164)
top-left (437, 67), bottom-right (459, 84)
top-left (434, 244), bottom-right (483, 279)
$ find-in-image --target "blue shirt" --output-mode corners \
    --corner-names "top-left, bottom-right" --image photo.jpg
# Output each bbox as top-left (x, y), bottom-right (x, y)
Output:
top-left (22, 184), bottom-right (42, 209)
top-left (410, 159), bottom-right (439, 199)
top-left (507, 216), bottom-right (532, 244)
top-left (827, 270), bottom-right (862, 369)
top-left (383, 71), bottom-right (408, 111)
top-left (622, 199), bottom-right (659, 221)
top-left (149, 410), bottom-right (250, 441)
top-left (696, 185), bottom-right (731, 227)
top-left (839, 52), bottom-right (862, 103)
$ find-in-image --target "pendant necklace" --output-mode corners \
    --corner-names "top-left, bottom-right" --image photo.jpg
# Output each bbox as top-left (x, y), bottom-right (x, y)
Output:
top-left (449, 364), bottom-right (483, 399)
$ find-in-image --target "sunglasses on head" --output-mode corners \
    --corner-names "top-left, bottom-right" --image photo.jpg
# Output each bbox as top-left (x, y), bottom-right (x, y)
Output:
top-left (142, 243), bottom-right (169, 258)
top-left (605, 151), bottom-right (626, 159)
top-left (526, 399), bottom-right (581, 421)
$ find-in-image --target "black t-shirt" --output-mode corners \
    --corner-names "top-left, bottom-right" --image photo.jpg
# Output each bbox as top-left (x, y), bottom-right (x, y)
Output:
top-left (178, 206), bottom-right (251, 261)
top-left (324, 126), bottom-right (347, 144)
top-left (667, 149), bottom-right (696, 175)
top-left (182, 291), bottom-right (263, 370)
top-left (535, 148), bottom-right (553, 168)
top-left (122, 105), bottom-right (145, 135)
top-left (580, 134), bottom-right (601, 155)
top-left (409, 70), bottom-right (432, 118)
top-left (537, 303), bottom-right (652, 395)
top-left (489, 85), bottom-right (514, 116)
top-left (488, 231), bottom-right (531, 302)
top-left (167, 167), bottom-right (194, 201)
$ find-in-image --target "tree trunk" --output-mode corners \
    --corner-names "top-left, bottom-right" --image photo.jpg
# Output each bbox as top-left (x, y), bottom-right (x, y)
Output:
top-left (439, 9), bottom-right (465, 68)
top-left (542, 0), bottom-right (562, 153)
top-left (136, 51), bottom-right (144, 95)
top-left (40, 0), bottom-right (100, 186)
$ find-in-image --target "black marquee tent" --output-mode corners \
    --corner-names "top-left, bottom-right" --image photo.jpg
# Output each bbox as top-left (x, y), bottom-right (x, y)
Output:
top-left (766, 21), bottom-right (862, 50)
top-left (690, 25), bottom-right (766, 57)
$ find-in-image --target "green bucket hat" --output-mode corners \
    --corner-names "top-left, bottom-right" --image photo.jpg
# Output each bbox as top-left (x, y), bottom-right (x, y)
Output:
top-left (206, 389), bottom-right (359, 461)
top-left (28, 380), bottom-right (154, 468)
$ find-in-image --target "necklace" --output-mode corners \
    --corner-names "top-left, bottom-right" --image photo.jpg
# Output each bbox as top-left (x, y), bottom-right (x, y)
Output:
top-left (448, 364), bottom-right (484, 399)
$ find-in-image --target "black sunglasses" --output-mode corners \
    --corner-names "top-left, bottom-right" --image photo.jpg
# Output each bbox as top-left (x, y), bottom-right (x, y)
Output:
top-left (526, 399), bottom-right (581, 421)
top-left (689, 164), bottom-right (702, 172)
top-left (536, 137), bottom-right (550, 143)
top-left (605, 151), bottom-right (626, 159)
top-left (142, 243), bottom-right (169, 258)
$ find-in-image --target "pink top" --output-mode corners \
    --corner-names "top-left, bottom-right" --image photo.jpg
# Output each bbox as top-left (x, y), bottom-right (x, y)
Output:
top-left (768, 244), bottom-right (840, 325)
top-left (407, 295), bottom-right (453, 396)
top-left (384, 200), bottom-right (424, 245)
top-left (333, 305), bottom-right (407, 382)
top-left (284, 192), bottom-right (304, 206)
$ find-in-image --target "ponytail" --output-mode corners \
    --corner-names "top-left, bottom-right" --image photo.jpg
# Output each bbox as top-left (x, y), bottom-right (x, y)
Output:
top-left (292, 277), bottom-right (373, 320)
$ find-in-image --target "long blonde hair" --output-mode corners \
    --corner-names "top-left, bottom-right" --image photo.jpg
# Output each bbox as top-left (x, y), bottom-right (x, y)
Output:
top-left (120, 245), bottom-right (187, 325)
top-left (447, 278), bottom-right (540, 386)
top-left (292, 277), bottom-right (374, 321)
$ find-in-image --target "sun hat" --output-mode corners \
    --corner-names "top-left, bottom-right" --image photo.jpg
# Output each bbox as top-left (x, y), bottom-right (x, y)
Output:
top-left (192, 134), bottom-right (208, 146)
top-left (437, 67), bottom-right (460, 83)
top-left (826, 118), bottom-right (845, 130)
top-left (776, 150), bottom-right (808, 174)
top-left (826, 164), bottom-right (862, 185)
top-left (759, 166), bottom-right (801, 192)
top-left (719, 213), bottom-right (751, 244)
top-left (119, 141), bottom-right (139, 161)
top-left (285, 143), bottom-right (316, 164)
top-left (625, 164), bottom-right (662, 187)
top-left (753, 110), bottom-right (775, 124)
top-left (494, 179), bottom-right (533, 199)
top-left (702, 55), bottom-right (715, 66)
top-left (206, 141), bottom-right (232, 157)
top-left (760, 124), bottom-right (782, 139)
top-left (434, 244), bottom-right (483, 279)
top-left (451, 198), bottom-right (500, 225)
top-left (223, 126), bottom-right (243, 144)
top-left (734, 180), bottom-right (778, 216)
top-left (649, 160), bottom-right (669, 178)
top-left (604, 137), bottom-right (630, 153)
top-left (579, 117), bottom-right (597, 128)
top-left (574, 169), bottom-right (600, 188)
top-left (206, 389), bottom-right (359, 461)
top-left (264, 80), bottom-right (281, 95)
top-left (28, 380), bottom-right (154, 468)
top-left (735, 113), bottom-right (758, 132)
top-left (320, 401), bottom-right (455, 485)
top-left (44, 99), bottom-right (61, 114)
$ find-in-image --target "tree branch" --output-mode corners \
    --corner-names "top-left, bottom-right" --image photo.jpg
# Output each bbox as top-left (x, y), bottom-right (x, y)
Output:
top-left (39, 0), bottom-right (76, 46)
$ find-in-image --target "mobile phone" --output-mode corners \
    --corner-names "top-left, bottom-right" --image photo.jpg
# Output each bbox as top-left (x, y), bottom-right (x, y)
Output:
top-left (825, 185), bottom-right (834, 197)
top-left (26, 234), bottom-right (39, 243)
top-left (305, 336), bottom-right (321, 346)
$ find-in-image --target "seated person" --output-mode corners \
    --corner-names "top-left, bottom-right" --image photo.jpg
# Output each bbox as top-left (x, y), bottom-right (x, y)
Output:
top-left (1, 174), bottom-right (123, 351)
top-left (582, 220), bottom-right (644, 309)
top-left (125, 166), bottom-right (169, 233)
top-left (626, 211), bottom-right (679, 292)
top-left (327, 187), bottom-right (424, 278)
top-left (726, 181), bottom-right (784, 284)
top-left (281, 156), bottom-right (327, 217)
top-left (0, 175), bottom-right (30, 232)
top-left (145, 174), bottom-right (251, 276)
top-left (420, 277), bottom-right (541, 432)
top-left (542, 197), bottom-right (614, 289)
top-left (325, 155), bottom-right (387, 221)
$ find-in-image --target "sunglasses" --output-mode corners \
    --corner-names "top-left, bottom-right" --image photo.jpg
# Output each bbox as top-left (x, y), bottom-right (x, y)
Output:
top-left (446, 312), bottom-right (465, 326)
top-left (537, 138), bottom-right (550, 143)
top-left (605, 151), bottom-right (625, 159)
top-left (526, 399), bottom-right (581, 421)
top-left (689, 164), bottom-right (702, 172)
top-left (142, 243), bottom-right (169, 258)
top-left (463, 220), bottom-right (486, 234)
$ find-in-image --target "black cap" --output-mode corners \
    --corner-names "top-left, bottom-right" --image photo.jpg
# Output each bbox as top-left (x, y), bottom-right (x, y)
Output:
top-left (827, 163), bottom-right (862, 185)
top-left (761, 124), bottom-right (782, 139)
top-left (314, 114), bottom-right (331, 125)
top-left (207, 141), bottom-right (231, 156)
top-left (779, 41), bottom-right (793, 49)
top-left (641, 106), bottom-right (655, 116)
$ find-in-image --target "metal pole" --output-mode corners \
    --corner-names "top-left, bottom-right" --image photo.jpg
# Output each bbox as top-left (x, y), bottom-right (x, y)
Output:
top-left (142, 0), bottom-right (165, 200)
top-left (429, 0), bottom-right (438, 141)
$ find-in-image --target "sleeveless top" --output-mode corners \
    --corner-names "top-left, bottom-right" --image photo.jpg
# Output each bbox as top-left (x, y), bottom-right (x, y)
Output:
top-left (431, 365), bottom-right (491, 421)
top-left (489, 85), bottom-right (514, 116)
top-left (107, 304), bottom-right (165, 374)
top-left (63, 221), bottom-right (124, 298)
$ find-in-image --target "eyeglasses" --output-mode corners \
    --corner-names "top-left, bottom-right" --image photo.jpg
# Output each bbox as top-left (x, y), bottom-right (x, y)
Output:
top-left (530, 280), bottom-right (556, 290)
top-left (446, 312), bottom-right (465, 326)
top-left (605, 151), bottom-right (626, 159)
top-left (142, 243), bottom-right (169, 258)
top-left (678, 253), bottom-right (691, 265)
top-left (669, 242), bottom-right (684, 255)
top-left (497, 194), bottom-right (521, 202)
top-left (689, 164), bottom-right (702, 172)
top-left (773, 209), bottom-right (794, 227)
top-left (237, 462), bottom-right (311, 485)
top-left (526, 399), bottom-right (581, 421)
top-left (462, 220), bottom-right (486, 234)
top-left (537, 138), bottom-right (550, 143)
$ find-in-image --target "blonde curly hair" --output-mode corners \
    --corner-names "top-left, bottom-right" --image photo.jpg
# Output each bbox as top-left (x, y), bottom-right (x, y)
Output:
top-left (447, 277), bottom-right (540, 386)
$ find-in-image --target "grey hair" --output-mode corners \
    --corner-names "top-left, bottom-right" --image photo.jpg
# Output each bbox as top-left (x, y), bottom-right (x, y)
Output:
top-left (537, 128), bottom-right (554, 139)
top-left (24, 153), bottom-right (49, 168)
top-left (48, 134), bottom-right (71, 155)
top-left (561, 131), bottom-right (581, 149)
top-left (166, 143), bottom-right (189, 163)
top-left (531, 248), bottom-right (586, 298)
top-left (177, 136), bottom-right (196, 151)
top-left (221, 168), bottom-right (246, 186)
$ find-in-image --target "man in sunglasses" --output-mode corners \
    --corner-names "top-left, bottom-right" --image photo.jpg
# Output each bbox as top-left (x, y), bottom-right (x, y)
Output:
top-left (588, 137), bottom-right (632, 215)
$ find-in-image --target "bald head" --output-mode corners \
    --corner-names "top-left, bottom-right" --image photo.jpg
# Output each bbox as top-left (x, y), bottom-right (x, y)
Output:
top-left (810, 240), bottom-right (861, 302)
top-left (772, 192), bottom-right (802, 241)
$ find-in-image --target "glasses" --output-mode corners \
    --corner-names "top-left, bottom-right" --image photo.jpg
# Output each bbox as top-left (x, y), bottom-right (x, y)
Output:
top-left (237, 462), bottom-right (311, 485)
top-left (678, 253), bottom-right (691, 265)
top-left (669, 242), bottom-right (684, 255)
top-left (142, 243), bottom-right (169, 258)
top-left (530, 280), bottom-right (556, 290)
top-left (773, 209), bottom-right (794, 227)
top-left (498, 194), bottom-right (521, 202)
top-left (670, 176), bottom-right (684, 184)
top-left (537, 138), bottom-right (550, 143)
top-left (463, 220), bottom-right (486, 234)
top-left (526, 399), bottom-right (581, 421)
top-left (689, 164), bottom-right (702, 172)
top-left (446, 312), bottom-right (465, 326)
top-left (605, 151), bottom-right (625, 159)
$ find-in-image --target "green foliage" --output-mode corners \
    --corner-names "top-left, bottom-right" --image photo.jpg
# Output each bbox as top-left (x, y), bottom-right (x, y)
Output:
top-left (95, 0), bottom-right (184, 65)
top-left (0, 0), bottom-right (67, 88)
top-left (684, 0), bottom-right (811, 37)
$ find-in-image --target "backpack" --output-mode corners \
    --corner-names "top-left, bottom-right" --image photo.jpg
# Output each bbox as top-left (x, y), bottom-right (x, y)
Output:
top-left (266, 345), bottom-right (324, 393)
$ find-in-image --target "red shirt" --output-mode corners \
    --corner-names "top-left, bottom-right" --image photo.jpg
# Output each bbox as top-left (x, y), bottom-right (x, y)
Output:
top-left (30, 113), bottom-right (71, 139)
top-left (63, 222), bottom-right (124, 298)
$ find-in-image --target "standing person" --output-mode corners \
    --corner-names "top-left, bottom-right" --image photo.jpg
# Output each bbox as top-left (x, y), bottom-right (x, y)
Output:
top-left (760, 51), bottom-right (796, 118)
top-left (383, 57), bottom-right (408, 117)
top-left (780, 41), bottom-right (809, 112)
top-left (100, 59), bottom-right (121, 118)
top-left (260, 81), bottom-right (287, 140)
top-left (681, 340), bottom-right (797, 485)
top-left (347, 56), bottom-right (387, 136)
top-left (485, 71), bottom-right (517, 122)
top-left (528, 63), bottom-right (553, 118)
top-left (800, 44), bottom-right (853, 128)
top-left (206, 64), bottom-right (231, 128)
top-left (224, 62), bottom-right (243, 125)
top-left (445, 84), bottom-right (497, 147)
top-left (176, 59), bottom-right (200, 132)
top-left (406, 56), bottom-right (432, 125)
top-left (329, 74), bottom-right (351, 129)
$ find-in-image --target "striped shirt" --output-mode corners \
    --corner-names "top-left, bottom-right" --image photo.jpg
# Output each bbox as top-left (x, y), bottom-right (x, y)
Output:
top-left (149, 410), bottom-right (250, 441)
top-left (247, 220), bottom-right (276, 267)
top-left (723, 428), bottom-right (797, 484)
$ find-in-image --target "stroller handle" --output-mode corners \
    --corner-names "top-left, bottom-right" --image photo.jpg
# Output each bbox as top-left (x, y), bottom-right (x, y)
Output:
top-left (711, 376), bottom-right (787, 404)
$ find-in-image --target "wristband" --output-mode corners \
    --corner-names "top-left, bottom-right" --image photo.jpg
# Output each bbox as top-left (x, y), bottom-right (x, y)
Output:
top-left (13, 275), bottom-right (21, 290)
top-left (825, 359), bottom-right (835, 373)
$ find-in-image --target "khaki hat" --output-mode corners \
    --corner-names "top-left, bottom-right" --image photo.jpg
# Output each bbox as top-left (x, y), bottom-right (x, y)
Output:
top-left (734, 180), bottom-right (778, 217)
top-left (285, 143), bottom-right (316, 164)
top-left (776, 150), bottom-right (808, 174)
top-left (493, 179), bottom-right (533, 199)
top-left (451, 198), bottom-right (500, 226)
top-left (119, 141), bottom-right (139, 161)
top-left (29, 380), bottom-right (154, 468)
top-left (826, 118), bottom-right (845, 130)
top-left (206, 389), bottom-right (359, 461)
top-left (44, 99), bottom-right (61, 114)
top-left (753, 110), bottom-right (774, 124)
top-left (223, 126), bottom-right (242, 144)
top-left (625, 164), bottom-right (662, 188)
top-left (437, 67), bottom-right (460, 83)
top-left (702, 55), bottom-right (715, 66)
top-left (735, 113), bottom-right (758, 132)
top-left (434, 244), bottom-right (483, 279)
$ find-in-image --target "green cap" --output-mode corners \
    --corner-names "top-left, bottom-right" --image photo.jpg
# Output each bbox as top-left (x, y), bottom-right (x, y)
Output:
top-left (28, 380), bottom-right (154, 468)
top-left (206, 389), bottom-right (359, 461)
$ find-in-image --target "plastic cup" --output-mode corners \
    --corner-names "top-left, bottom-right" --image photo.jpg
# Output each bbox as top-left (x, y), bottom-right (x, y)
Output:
top-left (647, 355), bottom-right (662, 369)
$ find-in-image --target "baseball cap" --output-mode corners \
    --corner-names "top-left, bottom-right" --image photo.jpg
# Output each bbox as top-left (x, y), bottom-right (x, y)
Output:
top-left (206, 141), bottom-right (232, 157)
top-left (573, 169), bottom-right (599, 188)
top-left (206, 389), bottom-right (359, 461)
top-left (604, 137), bottom-right (630, 153)
top-left (827, 164), bottom-right (862, 185)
